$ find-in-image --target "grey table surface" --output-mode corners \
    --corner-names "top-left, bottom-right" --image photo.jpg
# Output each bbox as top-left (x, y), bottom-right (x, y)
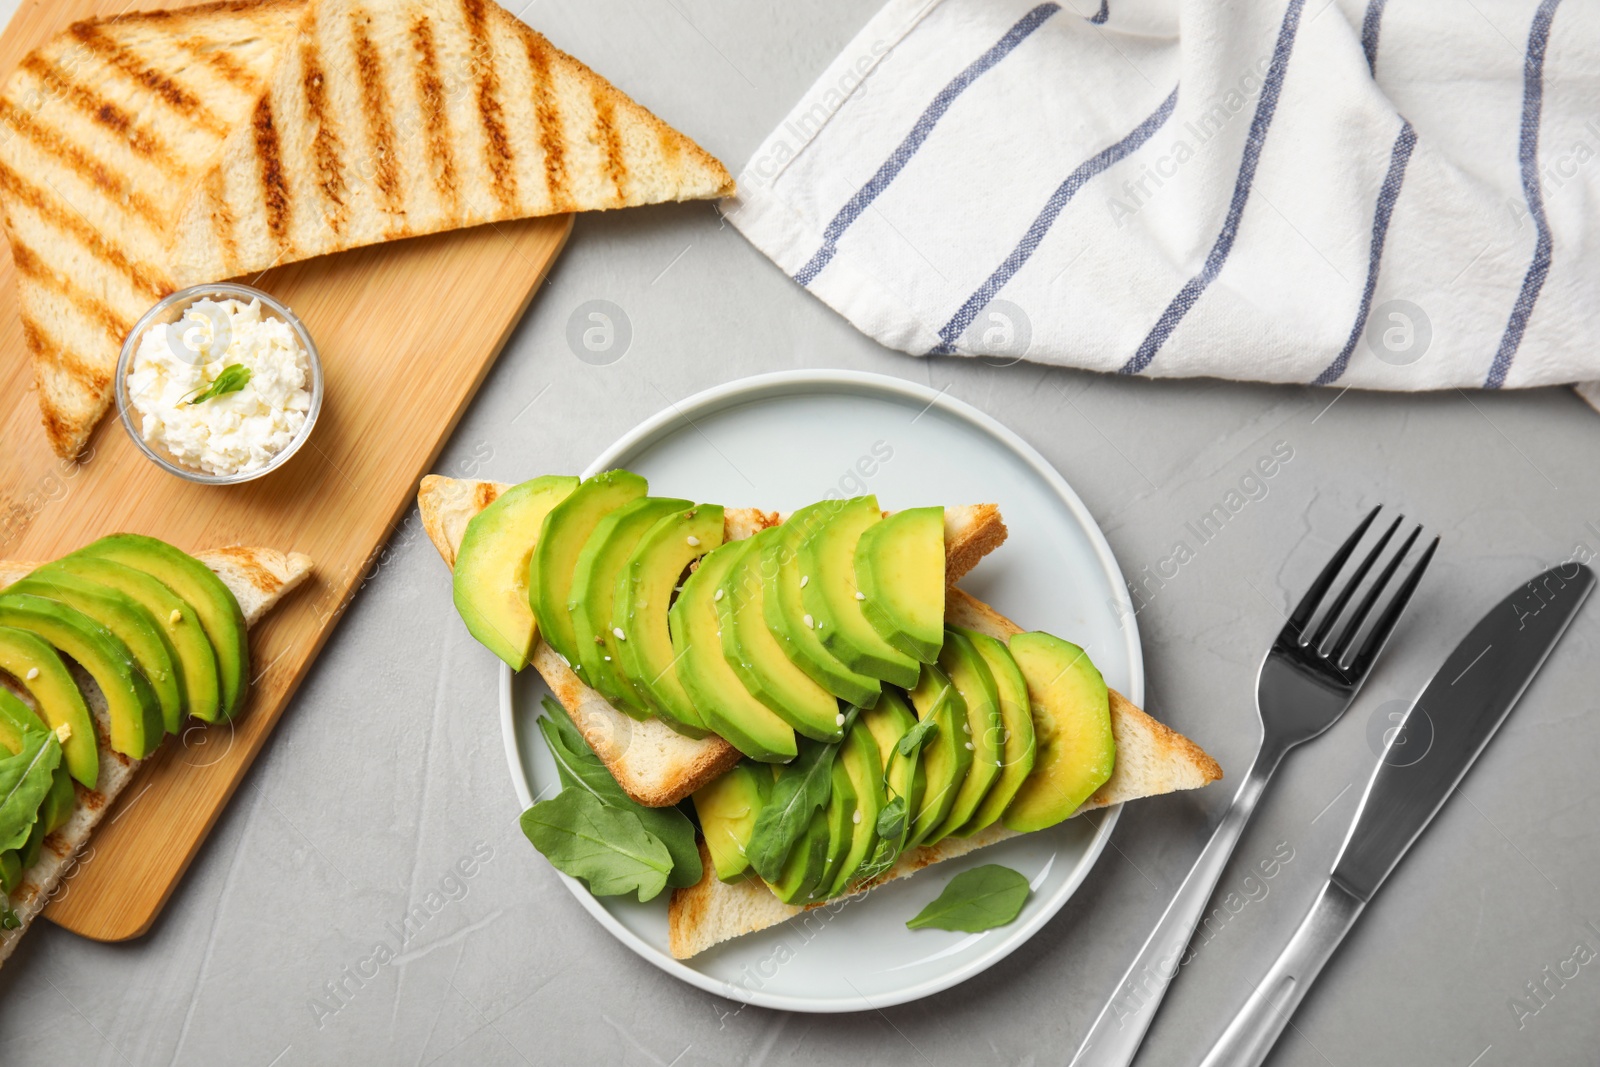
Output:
top-left (2, 0), bottom-right (1598, 1064)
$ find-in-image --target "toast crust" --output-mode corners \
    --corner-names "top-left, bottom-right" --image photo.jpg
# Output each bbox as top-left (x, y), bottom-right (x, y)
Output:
top-left (0, 544), bottom-right (312, 966)
top-left (417, 477), bottom-right (1011, 806)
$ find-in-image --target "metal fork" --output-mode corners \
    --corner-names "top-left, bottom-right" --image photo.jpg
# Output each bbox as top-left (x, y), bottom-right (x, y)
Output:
top-left (1068, 507), bottom-right (1438, 1067)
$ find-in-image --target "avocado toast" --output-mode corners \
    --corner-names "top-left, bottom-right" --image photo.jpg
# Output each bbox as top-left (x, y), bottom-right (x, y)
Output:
top-left (421, 472), bottom-right (1222, 958)
top-left (0, 540), bottom-right (312, 965)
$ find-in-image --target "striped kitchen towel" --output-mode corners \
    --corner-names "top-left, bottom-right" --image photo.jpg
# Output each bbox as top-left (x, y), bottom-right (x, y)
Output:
top-left (727, 0), bottom-right (1600, 402)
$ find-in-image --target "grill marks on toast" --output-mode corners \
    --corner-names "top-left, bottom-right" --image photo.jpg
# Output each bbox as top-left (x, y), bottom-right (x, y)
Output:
top-left (9, 240), bottom-right (129, 346)
top-left (300, 32), bottom-right (350, 235)
top-left (0, 163), bottom-right (167, 299)
top-left (251, 95), bottom-right (291, 244)
top-left (18, 54), bottom-right (169, 162)
top-left (68, 20), bottom-right (228, 136)
top-left (350, 8), bottom-right (404, 225)
top-left (408, 15), bottom-right (460, 221)
top-left (522, 30), bottom-right (570, 213)
top-left (591, 85), bottom-right (626, 205)
top-left (0, 99), bottom-right (165, 229)
top-left (463, 0), bottom-right (516, 211)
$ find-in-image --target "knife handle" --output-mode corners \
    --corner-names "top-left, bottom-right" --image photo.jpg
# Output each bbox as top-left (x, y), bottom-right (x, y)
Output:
top-left (1198, 880), bottom-right (1366, 1067)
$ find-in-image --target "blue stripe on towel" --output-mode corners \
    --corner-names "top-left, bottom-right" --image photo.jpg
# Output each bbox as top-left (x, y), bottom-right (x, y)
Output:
top-left (1360, 0), bottom-right (1390, 73)
top-left (1312, 120), bottom-right (1417, 386)
top-left (930, 86), bottom-right (1179, 355)
top-left (1485, 0), bottom-right (1562, 390)
top-left (792, 3), bottom-right (1062, 288)
top-left (1119, 0), bottom-right (1307, 376)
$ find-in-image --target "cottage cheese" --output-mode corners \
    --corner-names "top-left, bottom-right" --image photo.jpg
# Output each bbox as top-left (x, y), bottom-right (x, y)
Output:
top-left (128, 298), bottom-right (311, 476)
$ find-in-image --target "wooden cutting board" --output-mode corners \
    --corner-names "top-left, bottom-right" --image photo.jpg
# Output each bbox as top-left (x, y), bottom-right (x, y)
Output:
top-left (0, 0), bottom-right (572, 940)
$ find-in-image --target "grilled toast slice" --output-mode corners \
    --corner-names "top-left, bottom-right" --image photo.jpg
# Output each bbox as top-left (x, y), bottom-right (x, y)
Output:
top-left (0, 544), bottom-right (313, 966)
top-left (666, 587), bottom-right (1222, 958)
top-left (1, 0), bottom-right (736, 459)
top-left (0, 0), bottom-right (308, 458)
top-left (417, 476), bottom-right (1009, 806)
top-left (168, 0), bottom-right (736, 283)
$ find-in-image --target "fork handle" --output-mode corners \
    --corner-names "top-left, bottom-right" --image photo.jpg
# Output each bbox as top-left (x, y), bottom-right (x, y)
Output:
top-left (1069, 744), bottom-right (1283, 1067)
top-left (1197, 880), bottom-right (1366, 1067)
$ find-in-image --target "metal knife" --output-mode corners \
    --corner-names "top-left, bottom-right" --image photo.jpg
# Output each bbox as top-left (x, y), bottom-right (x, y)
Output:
top-left (1198, 562), bottom-right (1594, 1067)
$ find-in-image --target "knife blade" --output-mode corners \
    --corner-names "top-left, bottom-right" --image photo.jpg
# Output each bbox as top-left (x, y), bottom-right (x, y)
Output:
top-left (1198, 562), bottom-right (1593, 1067)
top-left (1331, 560), bottom-right (1593, 901)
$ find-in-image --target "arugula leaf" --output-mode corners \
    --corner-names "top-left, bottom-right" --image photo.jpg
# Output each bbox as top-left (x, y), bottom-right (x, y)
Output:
top-left (188, 364), bottom-right (251, 405)
top-left (0, 730), bottom-right (61, 853)
top-left (537, 700), bottom-right (700, 888)
top-left (0, 901), bottom-right (17, 930)
top-left (906, 864), bottom-right (1031, 932)
top-left (896, 714), bottom-right (939, 757)
top-left (520, 790), bottom-right (673, 901)
top-left (745, 740), bottom-right (838, 883)
top-left (852, 836), bottom-right (901, 888)
top-left (874, 795), bottom-right (907, 842)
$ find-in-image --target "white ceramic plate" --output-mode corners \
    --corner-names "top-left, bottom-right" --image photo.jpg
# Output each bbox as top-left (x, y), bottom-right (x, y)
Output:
top-left (499, 370), bottom-right (1143, 1012)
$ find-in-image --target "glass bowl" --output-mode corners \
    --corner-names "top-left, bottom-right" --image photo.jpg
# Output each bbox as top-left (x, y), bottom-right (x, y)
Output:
top-left (114, 282), bottom-right (323, 485)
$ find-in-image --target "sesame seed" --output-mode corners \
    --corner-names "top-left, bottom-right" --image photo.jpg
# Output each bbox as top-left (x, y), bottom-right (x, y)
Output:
top-left (714, 588), bottom-right (724, 601)
top-left (855, 591), bottom-right (866, 601)
top-left (804, 614), bottom-right (814, 629)
top-left (169, 609), bottom-right (182, 624)
top-left (996, 759), bottom-right (1003, 767)
top-left (853, 810), bottom-right (862, 824)
top-left (835, 713), bottom-right (845, 725)
top-left (25, 668), bottom-right (39, 681)
top-left (800, 575), bottom-right (809, 588)
top-left (612, 627), bottom-right (626, 641)
top-left (604, 655), bottom-right (611, 661)
top-left (687, 535), bottom-right (700, 547)
top-left (962, 722), bottom-right (971, 734)
top-left (965, 742), bottom-right (974, 751)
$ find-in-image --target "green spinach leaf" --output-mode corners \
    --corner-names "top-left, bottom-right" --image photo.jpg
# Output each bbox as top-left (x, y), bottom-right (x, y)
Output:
top-left (520, 790), bottom-right (673, 901)
top-left (745, 739), bottom-right (837, 883)
top-left (0, 729), bottom-right (61, 853)
top-left (537, 699), bottom-right (701, 888)
top-left (906, 864), bottom-right (1031, 932)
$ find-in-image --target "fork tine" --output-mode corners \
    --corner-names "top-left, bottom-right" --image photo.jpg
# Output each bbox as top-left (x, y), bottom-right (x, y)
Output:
top-left (1308, 514), bottom-right (1403, 649)
top-left (1287, 506), bottom-right (1381, 635)
top-left (1330, 523), bottom-right (1420, 661)
top-left (1345, 534), bottom-right (1439, 675)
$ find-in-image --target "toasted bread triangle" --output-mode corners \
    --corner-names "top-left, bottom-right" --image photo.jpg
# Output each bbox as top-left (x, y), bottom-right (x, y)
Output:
top-left (0, 0), bottom-right (734, 459)
top-left (0, 1), bottom-right (308, 458)
top-left (0, 544), bottom-right (312, 967)
top-left (168, 0), bottom-right (736, 282)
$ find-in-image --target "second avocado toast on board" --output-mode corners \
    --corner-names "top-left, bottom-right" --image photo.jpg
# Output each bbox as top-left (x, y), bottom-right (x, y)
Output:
top-left (420, 472), bottom-right (1221, 957)
top-left (0, 537), bottom-right (312, 966)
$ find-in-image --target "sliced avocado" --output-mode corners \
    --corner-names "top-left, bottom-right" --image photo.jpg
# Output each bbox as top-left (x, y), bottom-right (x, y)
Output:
top-left (453, 475), bottom-right (580, 670)
top-left (44, 555), bottom-right (221, 727)
top-left (569, 496), bottom-right (692, 717)
top-left (0, 594), bottom-right (163, 760)
top-left (1003, 632), bottom-right (1114, 833)
top-left (616, 504), bottom-right (724, 735)
top-left (693, 760), bottom-right (773, 883)
top-left (75, 534), bottom-right (248, 723)
top-left (719, 528), bottom-right (844, 742)
top-left (956, 629), bottom-right (1036, 835)
top-left (866, 690), bottom-right (922, 857)
top-left (799, 497), bottom-right (920, 688)
top-left (0, 688), bottom-right (69, 833)
top-left (0, 850), bottom-right (17, 894)
top-left (766, 805), bottom-right (831, 905)
top-left (922, 629), bottom-right (1003, 846)
top-left (0, 627), bottom-right (96, 787)
top-left (529, 470), bottom-right (648, 676)
top-left (816, 734), bottom-right (861, 900)
top-left (670, 540), bottom-right (796, 762)
top-left (856, 506), bottom-right (946, 663)
top-left (762, 503), bottom-right (881, 708)
top-left (905, 663), bottom-right (972, 850)
top-left (822, 714), bottom-right (885, 898)
top-left (7, 571), bottom-right (182, 735)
